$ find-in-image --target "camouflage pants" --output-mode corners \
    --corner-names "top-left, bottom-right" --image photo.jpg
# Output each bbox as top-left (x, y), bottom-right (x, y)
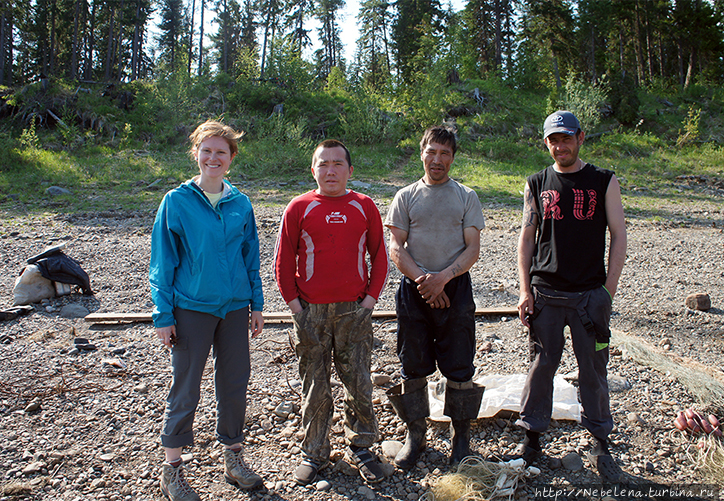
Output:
top-left (291, 300), bottom-right (378, 464)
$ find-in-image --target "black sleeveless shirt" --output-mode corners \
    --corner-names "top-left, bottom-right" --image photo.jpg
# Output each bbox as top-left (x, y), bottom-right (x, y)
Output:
top-left (528, 163), bottom-right (614, 292)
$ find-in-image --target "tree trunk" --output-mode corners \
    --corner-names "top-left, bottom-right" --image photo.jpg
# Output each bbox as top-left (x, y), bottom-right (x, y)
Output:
top-left (633, 0), bottom-right (644, 85)
top-left (131, 0), bottom-right (142, 80)
top-left (49, 0), bottom-right (57, 76)
top-left (197, 0), bottom-right (205, 75)
top-left (104, 4), bottom-right (115, 80)
top-left (85, 0), bottom-right (97, 80)
top-left (0, 9), bottom-right (10, 85)
top-left (590, 24), bottom-right (596, 83)
top-left (115, 0), bottom-right (125, 81)
top-left (684, 48), bottom-right (694, 89)
top-left (493, 0), bottom-right (502, 70)
top-left (188, 0), bottom-right (195, 75)
top-left (70, 0), bottom-right (82, 79)
top-left (552, 51), bottom-right (561, 89)
top-left (223, 0), bottom-right (228, 72)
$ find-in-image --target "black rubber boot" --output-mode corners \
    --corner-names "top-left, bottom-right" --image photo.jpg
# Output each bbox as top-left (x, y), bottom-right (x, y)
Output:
top-left (386, 378), bottom-right (429, 470)
top-left (450, 419), bottom-right (471, 466)
top-left (444, 382), bottom-right (485, 466)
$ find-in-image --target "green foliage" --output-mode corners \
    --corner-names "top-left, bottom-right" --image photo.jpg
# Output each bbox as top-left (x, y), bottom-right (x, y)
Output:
top-left (547, 74), bottom-right (608, 132)
top-left (19, 119), bottom-right (40, 150)
top-left (325, 67), bottom-right (349, 96)
top-left (677, 105), bottom-right (702, 147)
top-left (603, 71), bottom-right (641, 125)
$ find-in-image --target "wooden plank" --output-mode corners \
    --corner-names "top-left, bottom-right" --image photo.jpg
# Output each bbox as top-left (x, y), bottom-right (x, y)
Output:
top-left (84, 306), bottom-right (518, 324)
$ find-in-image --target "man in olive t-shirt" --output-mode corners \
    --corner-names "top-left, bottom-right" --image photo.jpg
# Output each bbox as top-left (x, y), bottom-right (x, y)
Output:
top-left (384, 126), bottom-right (485, 469)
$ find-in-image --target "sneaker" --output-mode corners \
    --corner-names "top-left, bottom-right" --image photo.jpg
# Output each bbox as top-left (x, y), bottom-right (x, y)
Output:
top-left (160, 462), bottom-right (201, 501)
top-left (223, 448), bottom-right (263, 489)
top-left (345, 446), bottom-right (385, 484)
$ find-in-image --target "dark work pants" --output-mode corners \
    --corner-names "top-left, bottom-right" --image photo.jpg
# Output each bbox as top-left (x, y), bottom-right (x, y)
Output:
top-left (516, 286), bottom-right (613, 440)
top-left (161, 307), bottom-right (251, 449)
top-left (395, 272), bottom-right (476, 383)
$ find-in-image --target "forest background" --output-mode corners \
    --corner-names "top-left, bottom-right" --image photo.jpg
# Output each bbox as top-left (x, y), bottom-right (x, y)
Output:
top-left (0, 0), bottom-right (723, 215)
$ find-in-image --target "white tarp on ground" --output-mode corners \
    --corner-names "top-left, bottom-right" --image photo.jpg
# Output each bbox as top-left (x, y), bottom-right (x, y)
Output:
top-left (429, 373), bottom-right (581, 423)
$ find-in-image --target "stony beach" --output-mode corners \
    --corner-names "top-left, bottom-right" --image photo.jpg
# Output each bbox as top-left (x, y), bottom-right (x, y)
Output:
top-left (1, 178), bottom-right (723, 500)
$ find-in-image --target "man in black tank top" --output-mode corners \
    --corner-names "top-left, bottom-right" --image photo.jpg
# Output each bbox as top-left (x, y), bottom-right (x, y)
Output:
top-left (514, 111), bottom-right (627, 483)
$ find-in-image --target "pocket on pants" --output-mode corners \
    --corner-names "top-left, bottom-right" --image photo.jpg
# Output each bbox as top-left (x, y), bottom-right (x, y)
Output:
top-left (585, 286), bottom-right (612, 345)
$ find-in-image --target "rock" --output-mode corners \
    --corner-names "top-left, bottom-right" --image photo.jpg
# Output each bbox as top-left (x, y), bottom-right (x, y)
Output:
top-left (133, 383), bottom-right (149, 393)
top-left (90, 478), bottom-right (106, 489)
top-left (24, 397), bottom-right (41, 413)
top-left (102, 358), bottom-right (127, 369)
top-left (315, 480), bottom-right (332, 491)
top-left (260, 419), bottom-right (273, 431)
top-left (381, 440), bottom-right (403, 459)
top-left (685, 293), bottom-right (711, 311)
top-left (351, 181), bottom-right (372, 189)
top-left (46, 186), bottom-right (71, 196)
top-left (608, 375), bottom-right (631, 392)
top-left (358, 485), bottom-right (376, 499)
top-left (333, 458), bottom-right (357, 476)
top-left (561, 452), bottom-right (583, 471)
top-left (479, 341), bottom-right (493, 352)
top-left (274, 401), bottom-right (295, 419)
top-left (372, 373), bottom-right (392, 386)
top-left (22, 461), bottom-right (46, 475)
top-left (548, 457), bottom-right (562, 469)
top-left (60, 304), bottom-right (90, 319)
top-left (99, 453), bottom-right (114, 461)
top-left (627, 412), bottom-right (645, 425)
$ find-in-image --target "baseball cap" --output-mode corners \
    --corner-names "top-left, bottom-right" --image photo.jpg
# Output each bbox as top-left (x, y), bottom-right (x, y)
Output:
top-left (543, 111), bottom-right (580, 139)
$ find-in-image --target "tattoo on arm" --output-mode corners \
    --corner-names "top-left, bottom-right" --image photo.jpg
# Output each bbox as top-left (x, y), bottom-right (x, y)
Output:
top-left (522, 188), bottom-right (538, 228)
top-left (450, 264), bottom-right (462, 278)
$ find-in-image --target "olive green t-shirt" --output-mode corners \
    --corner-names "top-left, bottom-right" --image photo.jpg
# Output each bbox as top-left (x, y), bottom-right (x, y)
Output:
top-left (385, 179), bottom-right (485, 273)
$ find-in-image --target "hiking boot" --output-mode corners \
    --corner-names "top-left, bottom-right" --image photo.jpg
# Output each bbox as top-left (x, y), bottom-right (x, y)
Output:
top-left (223, 448), bottom-right (263, 489)
top-left (160, 461), bottom-right (201, 501)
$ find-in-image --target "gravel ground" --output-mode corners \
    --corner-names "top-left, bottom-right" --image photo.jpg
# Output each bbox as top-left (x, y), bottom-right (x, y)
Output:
top-left (0, 178), bottom-right (723, 501)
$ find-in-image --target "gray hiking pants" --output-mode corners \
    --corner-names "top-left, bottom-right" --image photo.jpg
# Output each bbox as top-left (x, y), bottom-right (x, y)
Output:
top-left (291, 300), bottom-right (378, 464)
top-left (161, 307), bottom-right (251, 449)
top-left (517, 286), bottom-right (613, 440)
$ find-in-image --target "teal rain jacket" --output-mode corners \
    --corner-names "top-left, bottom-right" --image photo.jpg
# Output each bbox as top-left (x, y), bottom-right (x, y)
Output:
top-left (149, 179), bottom-right (263, 328)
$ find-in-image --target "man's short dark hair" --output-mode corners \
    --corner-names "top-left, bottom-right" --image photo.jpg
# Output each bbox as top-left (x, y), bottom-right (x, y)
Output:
top-left (314, 139), bottom-right (352, 167)
top-left (420, 126), bottom-right (457, 156)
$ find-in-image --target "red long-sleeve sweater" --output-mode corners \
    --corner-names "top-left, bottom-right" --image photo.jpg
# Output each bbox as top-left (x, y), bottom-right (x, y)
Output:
top-left (274, 190), bottom-right (390, 305)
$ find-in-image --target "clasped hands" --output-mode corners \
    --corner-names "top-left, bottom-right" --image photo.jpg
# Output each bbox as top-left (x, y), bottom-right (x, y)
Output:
top-left (415, 273), bottom-right (450, 309)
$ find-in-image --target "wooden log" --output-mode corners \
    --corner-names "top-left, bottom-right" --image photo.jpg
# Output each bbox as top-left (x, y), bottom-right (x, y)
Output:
top-left (84, 306), bottom-right (518, 324)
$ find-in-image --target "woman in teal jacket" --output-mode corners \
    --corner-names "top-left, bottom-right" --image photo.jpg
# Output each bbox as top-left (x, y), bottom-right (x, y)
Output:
top-left (150, 121), bottom-right (264, 500)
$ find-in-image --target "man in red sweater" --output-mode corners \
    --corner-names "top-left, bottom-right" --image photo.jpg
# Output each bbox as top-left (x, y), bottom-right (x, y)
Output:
top-left (274, 139), bottom-right (390, 486)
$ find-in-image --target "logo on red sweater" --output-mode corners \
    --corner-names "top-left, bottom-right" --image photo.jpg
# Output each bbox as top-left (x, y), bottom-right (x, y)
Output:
top-left (325, 212), bottom-right (347, 224)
